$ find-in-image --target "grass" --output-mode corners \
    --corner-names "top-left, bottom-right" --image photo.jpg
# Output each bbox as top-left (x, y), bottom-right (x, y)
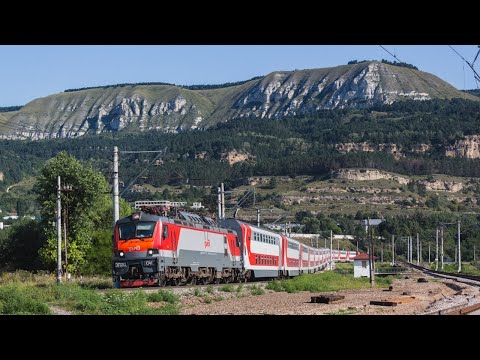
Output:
top-left (430, 262), bottom-right (480, 276)
top-left (0, 271), bottom-right (179, 315)
top-left (193, 288), bottom-right (202, 297)
top-left (325, 308), bottom-right (358, 315)
top-left (219, 284), bottom-right (235, 292)
top-left (249, 285), bottom-right (265, 296)
top-left (266, 264), bottom-right (392, 294)
top-left (146, 290), bottom-right (179, 304)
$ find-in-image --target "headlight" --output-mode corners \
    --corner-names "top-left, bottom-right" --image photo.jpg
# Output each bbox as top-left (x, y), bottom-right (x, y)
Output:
top-left (119, 251), bottom-right (124, 257)
top-left (147, 248), bottom-right (159, 255)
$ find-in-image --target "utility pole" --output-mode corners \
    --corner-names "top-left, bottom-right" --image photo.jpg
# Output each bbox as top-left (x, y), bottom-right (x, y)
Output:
top-left (330, 230), bottom-right (333, 270)
top-left (60, 183), bottom-right (73, 280)
top-left (221, 183), bottom-right (225, 220)
top-left (113, 146), bottom-right (119, 228)
top-left (63, 197), bottom-right (68, 280)
top-left (368, 218), bottom-right (375, 288)
top-left (56, 176), bottom-right (62, 285)
top-left (420, 238), bottom-right (422, 264)
top-left (458, 220), bottom-right (462, 273)
top-left (217, 186), bottom-right (222, 219)
top-left (441, 227), bottom-right (444, 271)
top-left (381, 244), bottom-right (383, 263)
top-left (407, 236), bottom-right (410, 263)
top-left (256, 209), bottom-right (260, 227)
top-left (474, 244), bottom-right (476, 262)
top-left (391, 235), bottom-right (395, 266)
top-left (435, 228), bottom-right (439, 271)
top-left (428, 242), bottom-right (430, 263)
top-left (337, 236), bottom-right (340, 258)
top-left (417, 233), bottom-right (419, 265)
top-left (410, 236), bottom-right (413, 263)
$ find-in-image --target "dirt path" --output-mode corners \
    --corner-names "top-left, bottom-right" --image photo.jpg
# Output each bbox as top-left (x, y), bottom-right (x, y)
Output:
top-left (179, 272), bottom-right (480, 315)
top-left (49, 306), bottom-right (74, 315)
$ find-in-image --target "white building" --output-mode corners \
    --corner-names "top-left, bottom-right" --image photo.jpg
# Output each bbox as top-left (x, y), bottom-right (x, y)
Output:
top-left (134, 200), bottom-right (187, 209)
top-left (352, 253), bottom-right (376, 278)
top-left (191, 202), bottom-right (204, 209)
top-left (2, 215), bottom-right (18, 220)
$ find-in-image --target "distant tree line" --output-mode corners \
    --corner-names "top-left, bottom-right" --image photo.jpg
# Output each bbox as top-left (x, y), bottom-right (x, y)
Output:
top-left (0, 106), bottom-right (23, 112)
top-left (463, 89), bottom-right (480, 97)
top-left (347, 59), bottom-right (418, 70)
top-left (380, 59), bottom-right (418, 70)
top-left (63, 76), bottom-right (265, 93)
top-left (347, 60), bottom-right (369, 64)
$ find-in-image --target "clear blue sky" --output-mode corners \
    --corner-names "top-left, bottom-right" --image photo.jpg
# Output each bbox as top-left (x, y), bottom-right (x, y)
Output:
top-left (0, 45), bottom-right (478, 107)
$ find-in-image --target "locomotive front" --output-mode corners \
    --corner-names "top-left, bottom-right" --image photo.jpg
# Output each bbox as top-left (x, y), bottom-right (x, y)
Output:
top-left (112, 211), bottom-right (165, 288)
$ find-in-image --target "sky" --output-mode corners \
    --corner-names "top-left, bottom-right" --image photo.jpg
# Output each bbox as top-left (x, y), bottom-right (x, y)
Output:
top-left (0, 45), bottom-right (479, 107)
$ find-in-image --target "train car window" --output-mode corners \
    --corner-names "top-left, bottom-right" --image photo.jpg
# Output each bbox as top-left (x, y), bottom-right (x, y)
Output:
top-left (118, 222), bottom-right (135, 240)
top-left (119, 222), bottom-right (156, 240)
top-left (235, 236), bottom-right (240, 248)
top-left (136, 222), bottom-right (155, 238)
top-left (163, 225), bottom-right (169, 240)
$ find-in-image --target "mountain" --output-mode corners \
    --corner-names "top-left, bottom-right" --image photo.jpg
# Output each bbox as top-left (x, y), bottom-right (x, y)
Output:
top-left (1, 61), bottom-right (477, 140)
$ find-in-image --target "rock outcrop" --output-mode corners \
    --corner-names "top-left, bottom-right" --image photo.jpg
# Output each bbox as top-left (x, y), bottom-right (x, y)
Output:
top-left (2, 61), bottom-right (476, 140)
top-left (445, 135), bottom-right (480, 159)
top-left (332, 169), bottom-right (410, 185)
top-left (418, 179), bottom-right (463, 192)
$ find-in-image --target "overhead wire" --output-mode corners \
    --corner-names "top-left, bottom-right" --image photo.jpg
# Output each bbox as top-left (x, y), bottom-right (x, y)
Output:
top-left (448, 45), bottom-right (480, 89)
top-left (378, 45), bottom-right (444, 97)
top-left (120, 151), bottom-right (163, 196)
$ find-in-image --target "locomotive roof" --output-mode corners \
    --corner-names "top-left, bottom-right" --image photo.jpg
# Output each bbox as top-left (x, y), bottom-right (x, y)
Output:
top-left (117, 211), bottom-right (236, 235)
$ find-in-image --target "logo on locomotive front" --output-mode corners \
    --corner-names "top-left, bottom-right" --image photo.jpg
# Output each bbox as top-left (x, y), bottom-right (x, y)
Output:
top-left (128, 245), bottom-right (141, 251)
top-left (204, 239), bottom-right (211, 248)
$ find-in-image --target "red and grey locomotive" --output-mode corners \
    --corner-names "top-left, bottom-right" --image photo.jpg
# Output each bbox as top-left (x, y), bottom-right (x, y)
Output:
top-left (112, 208), bottom-right (337, 288)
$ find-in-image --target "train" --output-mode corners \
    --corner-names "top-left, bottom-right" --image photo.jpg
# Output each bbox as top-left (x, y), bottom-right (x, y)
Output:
top-left (112, 207), bottom-right (347, 288)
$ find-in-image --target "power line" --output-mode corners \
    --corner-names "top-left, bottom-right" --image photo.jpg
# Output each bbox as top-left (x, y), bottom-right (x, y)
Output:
top-left (378, 45), bottom-right (444, 97)
top-left (121, 150), bottom-right (165, 154)
top-left (448, 45), bottom-right (480, 88)
top-left (120, 151), bottom-right (164, 196)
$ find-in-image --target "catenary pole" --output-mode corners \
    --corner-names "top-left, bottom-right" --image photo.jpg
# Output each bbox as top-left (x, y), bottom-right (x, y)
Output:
top-left (57, 176), bottom-right (62, 285)
top-left (113, 146), bottom-right (119, 227)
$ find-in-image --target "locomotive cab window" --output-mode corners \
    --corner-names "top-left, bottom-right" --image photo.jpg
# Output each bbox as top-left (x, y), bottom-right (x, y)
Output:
top-left (119, 221), bottom-right (156, 240)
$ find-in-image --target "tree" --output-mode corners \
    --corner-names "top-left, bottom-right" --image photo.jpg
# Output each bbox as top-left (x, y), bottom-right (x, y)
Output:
top-left (0, 218), bottom-right (43, 271)
top-left (35, 151), bottom-right (131, 274)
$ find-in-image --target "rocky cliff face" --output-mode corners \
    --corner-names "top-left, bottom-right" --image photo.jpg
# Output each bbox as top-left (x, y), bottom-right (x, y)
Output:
top-left (418, 179), bottom-right (463, 192)
top-left (1, 61), bottom-right (476, 140)
top-left (445, 135), bottom-right (480, 159)
top-left (336, 142), bottom-right (431, 159)
top-left (332, 169), bottom-right (410, 184)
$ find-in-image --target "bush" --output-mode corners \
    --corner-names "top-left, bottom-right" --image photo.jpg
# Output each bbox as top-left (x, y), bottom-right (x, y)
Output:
top-left (0, 285), bottom-right (50, 315)
top-left (147, 290), bottom-right (179, 304)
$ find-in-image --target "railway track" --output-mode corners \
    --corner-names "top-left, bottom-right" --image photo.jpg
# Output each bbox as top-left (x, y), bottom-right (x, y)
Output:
top-left (400, 261), bottom-right (480, 286)
top-left (399, 261), bottom-right (480, 315)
